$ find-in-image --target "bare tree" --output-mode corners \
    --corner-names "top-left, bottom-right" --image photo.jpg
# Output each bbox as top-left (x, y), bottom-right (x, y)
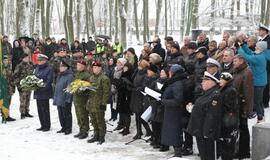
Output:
top-left (155, 0), bottom-right (162, 35)
top-left (180, 0), bottom-right (186, 41)
top-left (76, 0), bottom-right (81, 39)
top-left (191, 0), bottom-right (198, 29)
top-left (164, 0), bottom-right (168, 37)
top-left (0, 1), bottom-right (4, 34)
top-left (133, 0), bottom-right (139, 42)
top-left (143, 0), bottom-right (149, 42)
top-left (230, 0), bottom-right (235, 29)
top-left (119, 0), bottom-right (128, 48)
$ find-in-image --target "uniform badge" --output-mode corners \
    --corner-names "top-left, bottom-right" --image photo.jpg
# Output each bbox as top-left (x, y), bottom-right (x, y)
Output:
top-left (212, 100), bottom-right (217, 106)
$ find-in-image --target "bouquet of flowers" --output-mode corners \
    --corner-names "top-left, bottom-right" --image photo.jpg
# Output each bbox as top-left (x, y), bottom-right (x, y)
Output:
top-left (20, 75), bottom-right (45, 91)
top-left (65, 79), bottom-right (96, 94)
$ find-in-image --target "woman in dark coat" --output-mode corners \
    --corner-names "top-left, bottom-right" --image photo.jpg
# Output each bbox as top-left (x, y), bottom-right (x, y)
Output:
top-left (219, 72), bottom-right (239, 160)
top-left (149, 68), bottom-right (169, 151)
top-left (34, 54), bottom-right (54, 131)
top-left (12, 40), bottom-right (24, 72)
top-left (115, 62), bottom-right (134, 135)
top-left (130, 59), bottom-right (151, 139)
top-left (53, 60), bottom-right (74, 135)
top-left (161, 64), bottom-right (187, 157)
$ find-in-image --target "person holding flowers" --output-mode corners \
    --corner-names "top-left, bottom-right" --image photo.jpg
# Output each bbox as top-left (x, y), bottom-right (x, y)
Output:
top-left (53, 59), bottom-right (74, 135)
top-left (14, 53), bottom-right (34, 119)
top-left (34, 54), bottom-right (53, 132)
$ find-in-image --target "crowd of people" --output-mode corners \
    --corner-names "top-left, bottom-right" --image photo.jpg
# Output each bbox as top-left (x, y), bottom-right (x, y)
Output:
top-left (1, 24), bottom-right (270, 160)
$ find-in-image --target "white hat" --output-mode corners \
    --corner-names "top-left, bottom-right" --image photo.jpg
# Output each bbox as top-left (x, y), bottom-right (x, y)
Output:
top-left (202, 71), bottom-right (220, 84)
top-left (258, 23), bottom-right (269, 32)
top-left (206, 58), bottom-right (221, 68)
top-left (117, 58), bottom-right (127, 65)
top-left (38, 54), bottom-right (48, 60)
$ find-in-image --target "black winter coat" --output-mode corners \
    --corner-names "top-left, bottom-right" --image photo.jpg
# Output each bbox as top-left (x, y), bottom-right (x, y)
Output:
top-left (151, 43), bottom-right (166, 62)
top-left (161, 71), bottom-right (186, 146)
top-left (130, 69), bottom-right (147, 113)
top-left (187, 85), bottom-right (222, 140)
top-left (220, 81), bottom-right (239, 138)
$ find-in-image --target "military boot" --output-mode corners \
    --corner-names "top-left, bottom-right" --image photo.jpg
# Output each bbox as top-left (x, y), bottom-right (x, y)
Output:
top-left (87, 135), bottom-right (99, 143)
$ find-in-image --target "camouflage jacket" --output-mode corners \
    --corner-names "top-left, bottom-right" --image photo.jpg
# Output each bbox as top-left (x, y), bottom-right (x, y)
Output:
top-left (87, 73), bottom-right (110, 113)
top-left (13, 61), bottom-right (34, 89)
top-left (3, 65), bottom-right (15, 96)
top-left (73, 70), bottom-right (90, 103)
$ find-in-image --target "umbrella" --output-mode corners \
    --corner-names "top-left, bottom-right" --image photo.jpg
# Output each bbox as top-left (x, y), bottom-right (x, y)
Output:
top-left (18, 36), bottom-right (34, 43)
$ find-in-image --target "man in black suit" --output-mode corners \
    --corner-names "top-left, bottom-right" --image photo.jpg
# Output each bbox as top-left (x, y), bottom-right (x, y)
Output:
top-left (258, 24), bottom-right (270, 108)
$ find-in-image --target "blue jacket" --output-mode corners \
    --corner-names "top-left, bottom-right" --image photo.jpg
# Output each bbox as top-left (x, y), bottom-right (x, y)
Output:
top-left (53, 69), bottom-right (74, 107)
top-left (238, 44), bottom-right (270, 86)
top-left (34, 63), bottom-right (54, 100)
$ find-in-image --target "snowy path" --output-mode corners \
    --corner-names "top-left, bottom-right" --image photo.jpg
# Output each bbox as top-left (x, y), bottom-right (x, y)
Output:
top-left (0, 91), bottom-right (269, 160)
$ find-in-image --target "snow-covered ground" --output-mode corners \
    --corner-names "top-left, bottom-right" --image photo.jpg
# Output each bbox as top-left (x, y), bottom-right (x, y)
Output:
top-left (0, 90), bottom-right (269, 160)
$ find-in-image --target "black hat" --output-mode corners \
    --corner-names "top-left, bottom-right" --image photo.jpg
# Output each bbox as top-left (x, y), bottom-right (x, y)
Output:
top-left (187, 42), bottom-right (198, 50)
top-left (60, 59), bottom-right (71, 68)
top-left (171, 43), bottom-right (180, 51)
top-left (72, 49), bottom-right (81, 53)
top-left (148, 64), bottom-right (159, 74)
top-left (195, 46), bottom-right (208, 56)
top-left (58, 47), bottom-right (67, 52)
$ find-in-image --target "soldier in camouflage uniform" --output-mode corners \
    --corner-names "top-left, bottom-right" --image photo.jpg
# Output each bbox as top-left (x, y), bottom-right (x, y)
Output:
top-left (2, 55), bottom-right (16, 121)
top-left (73, 60), bottom-right (91, 139)
top-left (13, 53), bottom-right (34, 119)
top-left (87, 61), bottom-right (110, 144)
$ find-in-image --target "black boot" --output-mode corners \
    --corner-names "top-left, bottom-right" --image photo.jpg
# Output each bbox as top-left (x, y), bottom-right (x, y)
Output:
top-left (6, 116), bottom-right (16, 122)
top-left (98, 136), bottom-right (105, 145)
top-left (121, 128), bottom-right (130, 136)
top-left (64, 129), bottom-right (72, 135)
top-left (160, 145), bottom-right (170, 152)
top-left (173, 146), bottom-right (182, 157)
top-left (36, 127), bottom-right (44, 131)
top-left (21, 113), bottom-right (26, 119)
top-left (25, 112), bottom-right (34, 118)
top-left (87, 135), bottom-right (99, 143)
top-left (133, 132), bottom-right (142, 139)
top-left (78, 132), bottom-right (88, 139)
top-left (113, 125), bottom-right (124, 131)
top-left (74, 132), bottom-right (82, 138)
top-left (56, 128), bottom-right (65, 133)
top-left (182, 147), bottom-right (193, 156)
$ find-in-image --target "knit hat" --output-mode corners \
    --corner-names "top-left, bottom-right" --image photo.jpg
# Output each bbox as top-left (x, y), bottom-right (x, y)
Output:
top-left (195, 46), bottom-right (208, 56)
top-left (220, 72), bottom-right (233, 81)
top-left (187, 42), bottom-right (198, 50)
top-left (170, 64), bottom-right (185, 73)
top-left (256, 41), bottom-right (268, 52)
top-left (117, 58), bottom-right (127, 65)
top-left (149, 53), bottom-right (162, 64)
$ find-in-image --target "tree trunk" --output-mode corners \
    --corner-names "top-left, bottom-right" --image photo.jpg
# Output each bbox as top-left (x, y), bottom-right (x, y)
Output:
top-left (165, 0), bottom-right (168, 37)
top-left (265, 0), bottom-right (270, 26)
top-left (34, 0), bottom-right (41, 35)
top-left (236, 0), bottom-right (241, 30)
top-left (85, 0), bottom-right (90, 38)
top-left (76, 0), bottom-right (81, 39)
top-left (260, 0), bottom-right (266, 24)
top-left (63, 0), bottom-right (69, 41)
top-left (143, 0), bottom-right (149, 42)
top-left (104, 0), bottom-right (108, 35)
top-left (245, 0), bottom-right (249, 20)
top-left (114, 0), bottom-right (118, 40)
top-left (180, 0), bottom-right (186, 41)
top-left (40, 0), bottom-right (45, 38)
top-left (67, 0), bottom-right (74, 42)
top-left (119, 0), bottom-right (127, 48)
top-left (185, 0), bottom-right (193, 35)
top-left (191, 0), bottom-right (198, 29)
top-left (109, 0), bottom-right (113, 37)
top-left (0, 0), bottom-right (4, 34)
top-left (45, 0), bottom-right (51, 37)
top-left (155, 0), bottom-right (162, 35)
top-left (210, 0), bottom-right (215, 31)
top-left (89, 0), bottom-right (96, 35)
top-left (230, 0), bottom-right (235, 29)
top-left (133, 0), bottom-right (139, 42)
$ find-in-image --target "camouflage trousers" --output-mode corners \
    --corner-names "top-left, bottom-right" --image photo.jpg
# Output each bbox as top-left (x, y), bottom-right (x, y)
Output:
top-left (18, 90), bottom-right (31, 114)
top-left (89, 112), bottom-right (106, 137)
top-left (74, 102), bottom-right (89, 133)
